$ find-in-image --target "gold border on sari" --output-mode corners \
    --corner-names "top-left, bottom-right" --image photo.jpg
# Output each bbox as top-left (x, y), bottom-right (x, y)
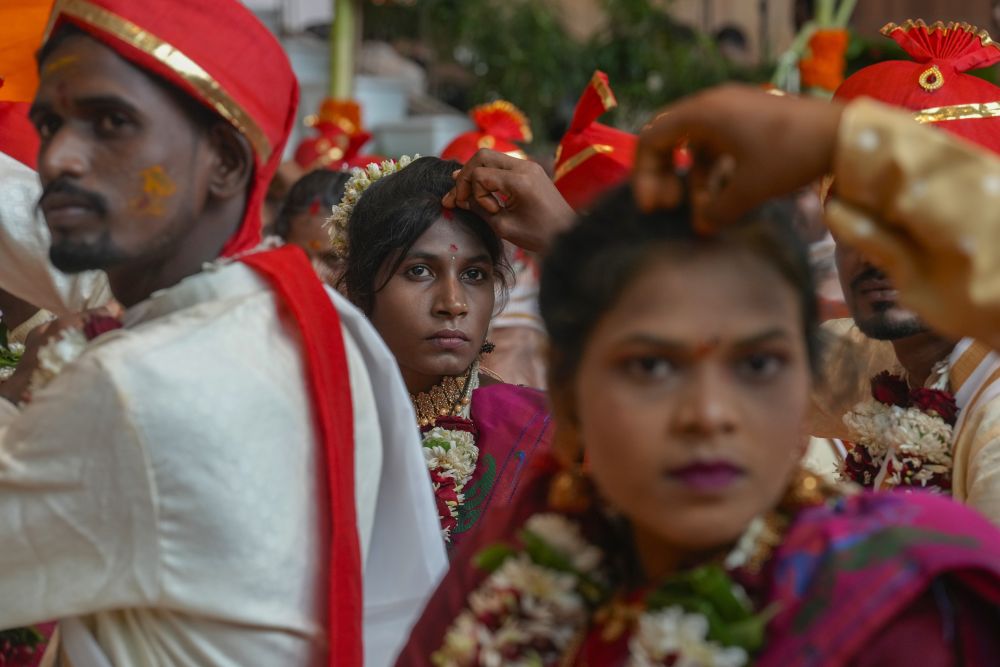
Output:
top-left (554, 144), bottom-right (614, 183)
top-left (913, 101), bottom-right (1000, 124)
top-left (45, 0), bottom-right (272, 160)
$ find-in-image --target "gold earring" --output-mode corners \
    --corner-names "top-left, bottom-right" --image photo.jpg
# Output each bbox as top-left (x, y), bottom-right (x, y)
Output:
top-left (547, 423), bottom-right (592, 513)
top-left (780, 467), bottom-right (828, 510)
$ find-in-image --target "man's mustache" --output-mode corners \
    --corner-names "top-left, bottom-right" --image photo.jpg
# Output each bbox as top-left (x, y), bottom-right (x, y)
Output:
top-left (850, 265), bottom-right (889, 291)
top-left (37, 179), bottom-right (109, 217)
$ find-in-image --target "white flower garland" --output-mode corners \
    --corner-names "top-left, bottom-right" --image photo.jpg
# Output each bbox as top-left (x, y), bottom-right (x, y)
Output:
top-left (434, 513), bottom-right (756, 667)
top-left (843, 401), bottom-right (954, 487)
top-left (30, 328), bottom-right (88, 392)
top-left (423, 426), bottom-right (480, 542)
top-left (326, 155), bottom-right (417, 257)
top-left (629, 608), bottom-right (749, 667)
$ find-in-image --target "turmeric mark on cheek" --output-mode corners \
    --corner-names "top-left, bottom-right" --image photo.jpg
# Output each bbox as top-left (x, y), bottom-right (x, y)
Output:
top-left (129, 166), bottom-right (177, 217)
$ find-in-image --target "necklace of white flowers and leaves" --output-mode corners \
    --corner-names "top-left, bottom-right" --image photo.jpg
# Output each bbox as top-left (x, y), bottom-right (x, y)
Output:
top-left (432, 472), bottom-right (834, 667)
top-left (842, 358), bottom-right (958, 494)
top-left (413, 360), bottom-right (482, 543)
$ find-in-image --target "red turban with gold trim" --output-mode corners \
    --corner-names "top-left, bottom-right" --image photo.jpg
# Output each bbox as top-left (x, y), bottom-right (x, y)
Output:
top-left (42, 2), bottom-right (362, 664)
top-left (835, 20), bottom-right (1000, 154)
top-left (441, 100), bottom-right (532, 162)
top-left (294, 98), bottom-right (384, 171)
top-left (553, 71), bottom-right (637, 211)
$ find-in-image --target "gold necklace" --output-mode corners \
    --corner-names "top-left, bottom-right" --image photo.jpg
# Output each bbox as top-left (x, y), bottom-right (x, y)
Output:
top-left (411, 361), bottom-right (479, 427)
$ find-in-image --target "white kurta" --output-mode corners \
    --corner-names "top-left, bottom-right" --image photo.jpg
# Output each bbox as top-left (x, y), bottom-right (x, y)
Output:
top-left (0, 260), bottom-right (445, 666)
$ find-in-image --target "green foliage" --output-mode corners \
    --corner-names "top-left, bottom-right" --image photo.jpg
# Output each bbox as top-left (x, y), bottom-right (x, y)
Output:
top-left (365, 0), bottom-right (760, 146)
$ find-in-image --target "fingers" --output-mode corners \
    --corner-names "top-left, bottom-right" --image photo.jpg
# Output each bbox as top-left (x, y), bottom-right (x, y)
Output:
top-left (444, 149), bottom-right (531, 210)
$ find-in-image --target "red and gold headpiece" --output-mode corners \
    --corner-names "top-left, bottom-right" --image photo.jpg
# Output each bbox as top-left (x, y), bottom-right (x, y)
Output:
top-left (553, 71), bottom-right (637, 211)
top-left (835, 20), bottom-right (1000, 153)
top-left (440, 100), bottom-right (532, 162)
top-left (294, 98), bottom-right (384, 171)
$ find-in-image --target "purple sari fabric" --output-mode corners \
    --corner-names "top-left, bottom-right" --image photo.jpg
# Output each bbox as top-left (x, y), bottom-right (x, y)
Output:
top-left (758, 491), bottom-right (1000, 666)
top-left (450, 384), bottom-right (552, 547)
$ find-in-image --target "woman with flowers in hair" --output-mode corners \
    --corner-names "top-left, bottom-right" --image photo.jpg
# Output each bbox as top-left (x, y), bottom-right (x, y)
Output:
top-left (394, 182), bottom-right (1000, 665)
top-left (331, 156), bottom-right (553, 547)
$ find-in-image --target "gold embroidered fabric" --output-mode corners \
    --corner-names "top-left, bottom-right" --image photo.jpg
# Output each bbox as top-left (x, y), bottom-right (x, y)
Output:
top-left (913, 101), bottom-right (1000, 124)
top-left (554, 144), bottom-right (614, 182)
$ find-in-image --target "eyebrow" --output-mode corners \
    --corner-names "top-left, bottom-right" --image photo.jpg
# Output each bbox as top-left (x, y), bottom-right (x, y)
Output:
top-left (618, 328), bottom-right (791, 351)
top-left (30, 94), bottom-right (141, 118)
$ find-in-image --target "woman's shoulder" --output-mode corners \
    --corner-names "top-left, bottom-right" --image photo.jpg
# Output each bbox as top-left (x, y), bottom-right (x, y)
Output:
top-left (760, 491), bottom-right (1000, 665)
top-left (471, 381), bottom-right (548, 413)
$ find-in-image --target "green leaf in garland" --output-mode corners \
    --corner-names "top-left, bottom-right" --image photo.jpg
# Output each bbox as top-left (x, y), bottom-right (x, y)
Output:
top-left (688, 565), bottom-right (753, 621)
top-left (474, 544), bottom-right (516, 573)
top-left (520, 528), bottom-right (576, 573)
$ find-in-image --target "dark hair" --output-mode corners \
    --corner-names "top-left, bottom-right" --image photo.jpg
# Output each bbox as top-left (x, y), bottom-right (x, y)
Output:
top-left (342, 156), bottom-right (510, 314)
top-left (273, 169), bottom-right (351, 239)
top-left (540, 185), bottom-right (821, 390)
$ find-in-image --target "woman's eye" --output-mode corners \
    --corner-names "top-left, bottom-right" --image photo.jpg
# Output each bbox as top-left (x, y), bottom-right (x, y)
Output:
top-left (735, 353), bottom-right (786, 381)
top-left (623, 356), bottom-right (675, 382)
top-left (405, 265), bottom-right (431, 279)
top-left (463, 267), bottom-right (489, 282)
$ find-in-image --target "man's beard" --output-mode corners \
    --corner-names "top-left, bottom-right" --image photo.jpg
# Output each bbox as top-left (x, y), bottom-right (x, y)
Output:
top-left (854, 304), bottom-right (929, 341)
top-left (50, 231), bottom-right (128, 273)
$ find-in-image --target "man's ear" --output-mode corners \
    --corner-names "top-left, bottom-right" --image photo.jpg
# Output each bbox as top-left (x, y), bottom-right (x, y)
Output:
top-left (206, 123), bottom-right (253, 199)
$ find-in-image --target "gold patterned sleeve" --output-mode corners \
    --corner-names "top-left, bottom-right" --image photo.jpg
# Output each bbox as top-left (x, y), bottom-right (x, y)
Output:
top-left (825, 98), bottom-right (1000, 350)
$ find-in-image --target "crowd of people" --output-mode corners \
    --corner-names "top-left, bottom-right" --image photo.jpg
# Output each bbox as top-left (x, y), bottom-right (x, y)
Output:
top-left (1, 1), bottom-right (1000, 665)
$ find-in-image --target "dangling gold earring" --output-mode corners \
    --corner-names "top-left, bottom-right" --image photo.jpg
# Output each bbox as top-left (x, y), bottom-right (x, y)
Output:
top-left (780, 466), bottom-right (829, 511)
top-left (548, 421), bottom-right (592, 514)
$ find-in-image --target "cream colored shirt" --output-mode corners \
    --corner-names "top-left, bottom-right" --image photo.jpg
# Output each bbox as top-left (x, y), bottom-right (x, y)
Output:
top-left (0, 260), bottom-right (445, 666)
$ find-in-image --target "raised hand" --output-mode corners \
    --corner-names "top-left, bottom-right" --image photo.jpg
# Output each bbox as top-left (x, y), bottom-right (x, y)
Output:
top-left (442, 150), bottom-right (576, 253)
top-left (633, 84), bottom-right (844, 229)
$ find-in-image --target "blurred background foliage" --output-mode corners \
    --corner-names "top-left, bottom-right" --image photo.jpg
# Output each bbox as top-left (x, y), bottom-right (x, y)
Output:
top-left (364, 0), bottom-right (764, 149)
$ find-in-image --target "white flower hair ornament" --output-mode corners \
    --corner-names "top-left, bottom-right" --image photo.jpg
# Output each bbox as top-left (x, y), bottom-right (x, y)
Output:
top-left (326, 155), bottom-right (418, 257)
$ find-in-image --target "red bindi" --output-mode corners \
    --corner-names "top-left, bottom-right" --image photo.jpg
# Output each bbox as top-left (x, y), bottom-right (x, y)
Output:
top-left (448, 244), bottom-right (459, 253)
top-left (442, 208), bottom-right (455, 221)
top-left (692, 338), bottom-right (721, 360)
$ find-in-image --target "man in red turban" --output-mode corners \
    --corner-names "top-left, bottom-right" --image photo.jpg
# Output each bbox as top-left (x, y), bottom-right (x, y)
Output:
top-left (0, 1), bottom-right (445, 665)
top-left (810, 20), bottom-right (1000, 523)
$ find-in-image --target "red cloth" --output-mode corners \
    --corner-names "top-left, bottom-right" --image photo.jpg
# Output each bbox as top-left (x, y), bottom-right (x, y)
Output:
top-left (835, 20), bottom-right (1000, 154)
top-left (553, 71), bottom-right (637, 211)
top-left (294, 98), bottom-right (383, 171)
top-left (0, 102), bottom-right (39, 169)
top-left (441, 100), bottom-right (532, 163)
top-left (45, 2), bottom-right (362, 664)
